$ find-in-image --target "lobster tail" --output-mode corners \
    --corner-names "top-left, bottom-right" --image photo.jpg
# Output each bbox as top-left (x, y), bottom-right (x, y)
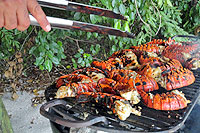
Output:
top-left (139, 90), bottom-right (190, 110)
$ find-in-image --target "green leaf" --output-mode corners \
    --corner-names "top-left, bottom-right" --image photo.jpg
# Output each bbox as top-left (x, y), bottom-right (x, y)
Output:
top-left (60, 53), bottom-right (66, 59)
top-left (77, 57), bottom-right (83, 63)
top-left (90, 14), bottom-right (97, 24)
top-left (78, 49), bottom-right (84, 54)
top-left (47, 51), bottom-right (54, 59)
top-left (93, 33), bottom-right (98, 38)
top-left (35, 57), bottom-right (44, 66)
top-left (80, 60), bottom-right (85, 67)
top-left (87, 32), bottom-right (92, 39)
top-left (45, 43), bottom-right (49, 50)
top-left (44, 60), bottom-right (53, 72)
top-left (100, 0), bottom-right (108, 7)
top-left (130, 12), bottom-right (135, 20)
top-left (92, 49), bottom-right (96, 55)
top-left (90, 45), bottom-right (94, 52)
top-left (119, 41), bottom-right (123, 48)
top-left (74, 53), bottom-right (82, 58)
top-left (95, 44), bottom-right (101, 52)
top-left (29, 46), bottom-right (37, 54)
top-left (74, 12), bottom-right (81, 20)
top-left (85, 59), bottom-right (90, 67)
top-left (83, 53), bottom-right (87, 58)
top-left (111, 45), bottom-right (117, 52)
top-left (123, 22), bottom-right (131, 32)
top-left (38, 45), bottom-right (45, 52)
top-left (72, 58), bottom-right (76, 63)
top-left (114, 21), bottom-right (121, 29)
top-left (113, 7), bottom-right (119, 14)
top-left (158, 0), bottom-right (163, 7)
top-left (130, 4), bottom-right (134, 11)
top-left (39, 65), bottom-right (44, 70)
top-left (57, 41), bottom-right (62, 47)
top-left (166, 0), bottom-right (172, 7)
top-left (112, 0), bottom-right (116, 7)
top-left (51, 57), bottom-right (60, 65)
top-left (119, 4), bottom-right (126, 15)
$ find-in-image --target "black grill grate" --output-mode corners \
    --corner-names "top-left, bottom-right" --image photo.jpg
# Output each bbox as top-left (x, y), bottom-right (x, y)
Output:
top-left (44, 69), bottom-right (200, 132)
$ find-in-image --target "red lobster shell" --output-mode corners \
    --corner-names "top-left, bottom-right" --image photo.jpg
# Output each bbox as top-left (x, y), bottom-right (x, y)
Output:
top-left (139, 90), bottom-right (190, 110)
top-left (108, 69), bottom-right (159, 92)
top-left (162, 42), bottom-right (199, 70)
top-left (108, 49), bottom-right (139, 69)
top-left (129, 38), bottom-right (173, 56)
top-left (91, 58), bottom-right (123, 74)
top-left (55, 74), bottom-right (98, 98)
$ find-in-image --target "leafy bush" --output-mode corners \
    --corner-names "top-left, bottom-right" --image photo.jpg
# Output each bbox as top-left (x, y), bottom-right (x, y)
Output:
top-left (29, 29), bottom-right (66, 71)
top-left (0, 0), bottom-right (199, 72)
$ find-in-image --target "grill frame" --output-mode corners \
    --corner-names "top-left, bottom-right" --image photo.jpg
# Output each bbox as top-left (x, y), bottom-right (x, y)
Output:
top-left (41, 69), bottom-right (200, 132)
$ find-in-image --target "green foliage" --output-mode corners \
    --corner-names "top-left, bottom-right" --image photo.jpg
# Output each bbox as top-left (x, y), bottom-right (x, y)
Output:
top-left (174, 0), bottom-right (200, 33)
top-left (29, 30), bottom-right (66, 72)
top-left (72, 44), bottom-right (101, 69)
top-left (0, 28), bottom-right (26, 59)
top-left (0, 0), bottom-right (199, 72)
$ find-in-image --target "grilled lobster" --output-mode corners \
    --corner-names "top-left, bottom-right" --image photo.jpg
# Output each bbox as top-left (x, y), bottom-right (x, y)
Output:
top-left (55, 74), bottom-right (98, 98)
top-left (91, 58), bottom-right (123, 74)
top-left (108, 69), bottom-right (159, 92)
top-left (97, 78), bottom-right (141, 104)
top-left (139, 90), bottom-right (190, 110)
top-left (137, 58), bottom-right (183, 78)
top-left (139, 52), bottom-right (162, 66)
top-left (162, 41), bottom-right (200, 70)
top-left (129, 38), bottom-right (174, 56)
top-left (137, 64), bottom-right (195, 90)
top-left (72, 67), bottom-right (106, 82)
top-left (108, 49), bottom-right (139, 70)
top-left (76, 92), bottom-right (141, 120)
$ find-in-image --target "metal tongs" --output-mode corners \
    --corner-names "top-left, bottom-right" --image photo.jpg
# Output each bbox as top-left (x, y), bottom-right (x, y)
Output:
top-left (30, 0), bottom-right (135, 38)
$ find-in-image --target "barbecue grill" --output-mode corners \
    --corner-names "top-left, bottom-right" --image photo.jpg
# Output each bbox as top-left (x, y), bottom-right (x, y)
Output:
top-left (40, 69), bottom-right (200, 133)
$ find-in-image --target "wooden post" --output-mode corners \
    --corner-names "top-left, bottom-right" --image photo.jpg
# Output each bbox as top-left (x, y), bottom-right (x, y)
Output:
top-left (0, 96), bottom-right (13, 133)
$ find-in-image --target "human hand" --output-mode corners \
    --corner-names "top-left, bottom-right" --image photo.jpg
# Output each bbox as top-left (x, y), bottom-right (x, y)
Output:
top-left (0, 0), bottom-right (51, 32)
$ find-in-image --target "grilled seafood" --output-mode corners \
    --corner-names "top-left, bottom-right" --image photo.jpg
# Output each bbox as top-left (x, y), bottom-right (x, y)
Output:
top-left (55, 74), bottom-right (98, 98)
top-left (139, 52), bottom-right (162, 66)
top-left (108, 49), bottom-right (139, 69)
top-left (137, 59), bottom-right (183, 79)
top-left (139, 90), bottom-right (190, 110)
top-left (159, 68), bottom-right (195, 90)
top-left (76, 92), bottom-right (141, 120)
top-left (72, 67), bottom-right (106, 82)
top-left (98, 78), bottom-right (140, 104)
top-left (108, 69), bottom-right (159, 92)
top-left (91, 58), bottom-right (123, 74)
top-left (54, 37), bottom-right (197, 113)
top-left (137, 64), bottom-right (195, 90)
top-left (129, 38), bottom-right (173, 56)
top-left (184, 58), bottom-right (200, 70)
top-left (162, 42), bottom-right (199, 69)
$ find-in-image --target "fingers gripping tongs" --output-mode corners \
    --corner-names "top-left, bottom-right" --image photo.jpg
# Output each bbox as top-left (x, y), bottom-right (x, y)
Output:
top-left (30, 0), bottom-right (135, 38)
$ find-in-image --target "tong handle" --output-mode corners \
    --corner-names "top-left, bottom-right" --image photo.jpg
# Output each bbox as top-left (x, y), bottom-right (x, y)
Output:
top-left (172, 35), bottom-right (199, 40)
top-left (29, 15), bottom-right (73, 28)
top-left (40, 99), bottom-right (108, 128)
